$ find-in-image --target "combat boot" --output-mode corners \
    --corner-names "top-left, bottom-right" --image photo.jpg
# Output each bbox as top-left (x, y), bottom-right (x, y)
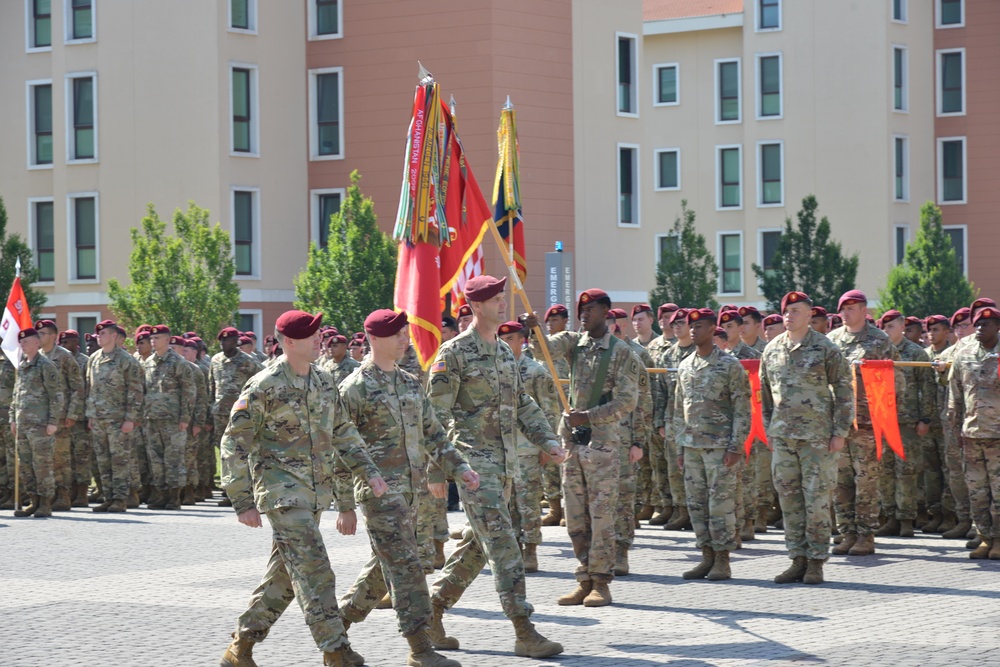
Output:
top-left (34, 495), bottom-right (53, 517)
top-left (322, 645), bottom-right (353, 667)
top-left (89, 486), bottom-right (104, 503)
top-left (182, 485), bottom-right (197, 505)
top-left (967, 536), bottom-right (982, 549)
top-left (72, 483), bottom-right (89, 507)
top-left (613, 544), bottom-right (629, 576)
top-left (898, 519), bottom-right (914, 537)
top-left (107, 499), bottom-right (126, 513)
top-left (583, 581), bottom-right (612, 607)
top-left (147, 488), bottom-right (166, 509)
top-left (682, 546), bottom-right (715, 580)
top-left (831, 534), bottom-right (857, 555)
top-left (138, 484), bottom-right (150, 504)
top-left (127, 488), bottom-right (141, 508)
top-left (942, 518), bottom-right (972, 539)
top-left (875, 518), bottom-right (900, 537)
top-left (427, 603), bottom-right (459, 650)
top-left (706, 550), bottom-right (731, 581)
top-left (433, 539), bottom-right (446, 569)
top-left (989, 540), bottom-right (1000, 560)
top-left (406, 628), bottom-right (461, 667)
top-left (663, 506), bottom-right (691, 531)
top-left (921, 513), bottom-right (942, 533)
top-left (634, 504), bottom-right (654, 522)
top-left (13, 494), bottom-right (40, 517)
top-left (969, 536), bottom-right (993, 559)
top-left (522, 543), bottom-right (538, 573)
top-left (936, 510), bottom-right (958, 534)
top-left (52, 487), bottom-right (72, 511)
top-left (803, 559), bottom-right (825, 585)
top-left (220, 633), bottom-right (258, 667)
top-left (740, 518), bottom-right (756, 541)
top-left (556, 580), bottom-right (592, 605)
top-left (848, 534), bottom-right (875, 555)
top-left (449, 526), bottom-right (465, 540)
top-left (754, 513), bottom-right (768, 533)
top-left (375, 592), bottom-right (392, 609)
top-left (164, 488), bottom-right (181, 510)
top-left (1, 491), bottom-right (16, 510)
top-left (649, 506), bottom-right (673, 525)
top-left (774, 556), bottom-right (808, 584)
top-left (92, 499), bottom-right (114, 513)
top-left (511, 616), bottom-right (563, 658)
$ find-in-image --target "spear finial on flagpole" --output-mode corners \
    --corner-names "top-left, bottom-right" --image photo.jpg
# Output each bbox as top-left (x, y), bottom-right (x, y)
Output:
top-left (449, 94), bottom-right (457, 117)
top-left (504, 95), bottom-right (513, 110)
top-left (15, 257), bottom-right (21, 278)
top-left (417, 61), bottom-right (434, 85)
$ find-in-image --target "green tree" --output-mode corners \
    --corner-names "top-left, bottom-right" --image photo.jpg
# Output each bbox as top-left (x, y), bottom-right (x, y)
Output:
top-left (108, 202), bottom-right (241, 344)
top-left (0, 195), bottom-right (47, 314)
top-left (649, 200), bottom-right (720, 310)
top-left (878, 202), bottom-right (976, 317)
top-left (752, 195), bottom-right (859, 311)
top-left (294, 171), bottom-right (397, 332)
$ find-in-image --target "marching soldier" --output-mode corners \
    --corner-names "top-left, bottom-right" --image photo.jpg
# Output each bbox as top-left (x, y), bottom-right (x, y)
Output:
top-left (323, 334), bottom-right (360, 385)
top-left (175, 337), bottom-right (210, 504)
top-left (810, 307), bottom-right (831, 335)
top-left (616, 325), bottom-right (652, 573)
top-left (763, 314), bottom-right (786, 342)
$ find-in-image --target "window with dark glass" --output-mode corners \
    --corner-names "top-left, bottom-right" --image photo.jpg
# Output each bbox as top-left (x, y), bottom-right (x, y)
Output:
top-left (720, 147), bottom-right (740, 207)
top-left (761, 231), bottom-right (781, 278)
top-left (75, 317), bottom-right (97, 336)
top-left (759, 56), bottom-right (780, 117)
top-left (71, 0), bottom-right (93, 40)
top-left (74, 197), bottom-right (96, 279)
top-left (895, 227), bottom-right (908, 266)
top-left (941, 140), bottom-right (964, 202)
top-left (895, 137), bottom-right (907, 200)
top-left (719, 61), bottom-right (739, 122)
top-left (234, 191), bottom-right (254, 275)
top-left (721, 234), bottom-right (741, 293)
top-left (35, 201), bottom-right (55, 282)
top-left (945, 227), bottom-right (965, 274)
top-left (940, 0), bottom-right (962, 25)
top-left (317, 72), bottom-right (340, 156)
top-left (940, 51), bottom-right (963, 114)
top-left (316, 0), bottom-right (339, 35)
top-left (759, 0), bottom-right (780, 29)
top-left (232, 68), bottom-right (251, 152)
top-left (619, 147), bottom-right (635, 224)
top-left (893, 0), bottom-right (906, 21)
top-left (760, 143), bottom-right (781, 205)
top-left (231, 0), bottom-right (250, 29)
top-left (618, 37), bottom-right (635, 114)
top-left (317, 192), bottom-right (342, 248)
top-left (32, 0), bottom-right (51, 47)
top-left (34, 84), bottom-right (52, 165)
top-left (72, 77), bottom-right (95, 159)
top-left (656, 65), bottom-right (677, 104)
top-left (238, 313), bottom-right (256, 335)
top-left (894, 48), bottom-right (906, 111)
top-left (657, 151), bottom-right (678, 189)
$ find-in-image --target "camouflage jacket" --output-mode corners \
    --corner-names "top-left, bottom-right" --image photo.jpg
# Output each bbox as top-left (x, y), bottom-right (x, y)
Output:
top-left (624, 339), bottom-right (653, 453)
top-left (894, 338), bottom-right (935, 424)
top-left (252, 349), bottom-right (268, 364)
top-left (947, 339), bottom-right (1000, 439)
top-left (672, 346), bottom-right (751, 453)
top-left (12, 352), bottom-right (63, 426)
top-left (750, 337), bottom-right (767, 354)
top-left (86, 347), bottom-right (143, 422)
top-left (325, 356), bottom-right (360, 387)
top-left (728, 340), bottom-right (761, 361)
top-left (142, 349), bottom-right (196, 423)
top-left (75, 351), bottom-right (90, 395)
top-left (42, 344), bottom-right (85, 421)
top-left (185, 358), bottom-right (210, 428)
top-left (220, 358), bottom-right (381, 515)
top-left (655, 341), bottom-right (697, 434)
top-left (336, 361), bottom-right (471, 510)
top-left (429, 327), bottom-right (560, 480)
top-left (0, 355), bottom-right (15, 419)
top-left (209, 350), bottom-right (262, 416)
top-left (399, 344), bottom-right (426, 386)
top-left (516, 355), bottom-right (561, 455)
top-left (828, 322), bottom-right (903, 427)
top-left (760, 328), bottom-right (854, 441)
top-left (926, 342), bottom-right (954, 425)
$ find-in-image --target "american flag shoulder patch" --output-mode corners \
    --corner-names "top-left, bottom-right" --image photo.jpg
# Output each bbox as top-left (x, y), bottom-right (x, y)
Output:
top-left (431, 360), bottom-right (447, 373)
top-left (234, 397), bottom-right (248, 411)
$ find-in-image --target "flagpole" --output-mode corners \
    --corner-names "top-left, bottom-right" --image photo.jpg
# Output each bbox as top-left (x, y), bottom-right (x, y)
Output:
top-left (12, 257), bottom-right (20, 513)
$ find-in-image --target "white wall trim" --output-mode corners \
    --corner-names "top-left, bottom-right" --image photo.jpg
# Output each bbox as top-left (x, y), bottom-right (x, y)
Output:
top-left (892, 44), bottom-right (909, 113)
top-left (25, 0), bottom-right (53, 53)
top-left (937, 136), bottom-right (967, 205)
top-left (714, 57), bottom-right (742, 125)
top-left (238, 309), bottom-right (264, 349)
top-left (935, 47), bottom-right (966, 117)
top-left (308, 66), bottom-right (345, 161)
top-left (892, 134), bottom-right (910, 202)
top-left (40, 289), bottom-right (297, 308)
top-left (935, 0), bottom-right (965, 29)
top-left (229, 62), bottom-right (260, 157)
top-left (617, 143), bottom-right (641, 227)
top-left (606, 290), bottom-right (649, 304)
top-left (68, 311), bottom-right (102, 335)
top-left (28, 196), bottom-right (56, 286)
top-left (231, 186), bottom-right (262, 280)
top-left (754, 51), bottom-right (783, 120)
top-left (643, 12), bottom-right (743, 35)
top-left (66, 191), bottom-right (100, 284)
top-left (715, 143), bottom-right (743, 211)
top-left (653, 147), bottom-right (681, 191)
top-left (64, 71), bottom-right (99, 164)
top-left (25, 78), bottom-right (54, 170)
top-left (756, 140), bottom-right (784, 207)
top-left (615, 32), bottom-right (640, 118)
top-left (754, 0), bottom-right (783, 32)
top-left (310, 187), bottom-right (346, 245)
top-left (891, 0), bottom-right (908, 23)
top-left (651, 62), bottom-right (680, 107)
top-left (227, 0), bottom-right (258, 34)
top-left (63, 0), bottom-right (97, 44)
top-left (307, 0), bottom-right (343, 40)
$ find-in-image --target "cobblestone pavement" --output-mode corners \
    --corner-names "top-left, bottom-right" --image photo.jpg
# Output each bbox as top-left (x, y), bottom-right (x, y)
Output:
top-left (2, 497), bottom-right (998, 666)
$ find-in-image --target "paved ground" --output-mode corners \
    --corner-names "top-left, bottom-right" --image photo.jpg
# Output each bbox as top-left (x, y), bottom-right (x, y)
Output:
top-left (3, 498), bottom-right (998, 667)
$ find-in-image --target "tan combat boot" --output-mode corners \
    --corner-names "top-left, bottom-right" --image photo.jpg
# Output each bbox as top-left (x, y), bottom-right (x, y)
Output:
top-left (898, 519), bottom-right (914, 537)
top-left (147, 488), bottom-right (166, 509)
top-left (663, 506), bottom-right (691, 531)
top-left (107, 498), bottom-right (127, 513)
top-left (583, 581), bottom-right (612, 607)
top-left (706, 550), bottom-right (731, 581)
top-left (989, 540), bottom-right (1000, 560)
top-left (556, 580), bottom-right (592, 605)
top-left (936, 510), bottom-right (958, 533)
top-left (13, 494), bottom-right (40, 517)
top-left (541, 498), bottom-right (563, 526)
top-left (613, 544), bottom-right (629, 576)
top-left (511, 616), bottom-right (563, 658)
top-left (92, 499), bottom-right (114, 513)
top-left (34, 495), bottom-right (53, 517)
top-left (682, 546), bottom-right (715, 580)
top-left (522, 543), bottom-right (538, 573)
top-left (774, 556), bottom-right (808, 584)
top-left (182, 485), bottom-right (197, 505)
top-left (875, 518), bottom-right (900, 537)
top-left (634, 504), bottom-right (654, 522)
top-left (427, 603), bottom-right (459, 650)
top-left (921, 512), bottom-right (943, 533)
top-left (375, 592), bottom-right (392, 609)
top-left (649, 506), bottom-right (672, 525)
top-left (72, 483), bottom-right (90, 507)
top-left (740, 518), bottom-right (756, 541)
top-left (164, 488), bottom-right (182, 510)
top-left (969, 536), bottom-right (993, 559)
top-left (449, 525), bottom-right (466, 540)
top-left (831, 534), bottom-right (857, 555)
top-left (220, 633), bottom-right (258, 667)
top-left (754, 513), bottom-right (768, 533)
top-left (127, 488), bottom-right (141, 508)
top-left (848, 534), bottom-right (875, 556)
top-left (322, 646), bottom-right (351, 667)
top-left (942, 518), bottom-right (972, 539)
top-left (433, 539), bottom-right (446, 569)
top-left (803, 559), bottom-right (825, 584)
top-left (406, 628), bottom-right (461, 667)
top-left (52, 487), bottom-right (72, 511)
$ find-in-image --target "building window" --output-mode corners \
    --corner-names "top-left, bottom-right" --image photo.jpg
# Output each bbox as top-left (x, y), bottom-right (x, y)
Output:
top-left (943, 225), bottom-right (967, 275)
top-left (719, 233), bottom-right (742, 294)
top-left (229, 0), bottom-right (256, 32)
top-left (32, 199), bottom-right (55, 282)
top-left (70, 194), bottom-right (98, 281)
top-left (894, 225), bottom-right (909, 266)
top-left (717, 145), bottom-right (742, 209)
top-left (759, 230), bottom-right (781, 280)
top-left (233, 190), bottom-right (256, 275)
top-left (938, 0), bottom-right (963, 27)
top-left (716, 59), bottom-right (740, 124)
top-left (759, 141), bottom-right (783, 206)
top-left (232, 67), bottom-right (253, 153)
top-left (938, 137), bottom-right (966, 204)
top-left (67, 74), bottom-right (96, 161)
top-left (757, 54), bottom-right (781, 118)
top-left (28, 81), bottom-right (53, 166)
top-left (893, 46), bottom-right (907, 111)
top-left (312, 0), bottom-right (341, 38)
top-left (758, 0), bottom-right (781, 30)
top-left (72, 315), bottom-right (98, 336)
top-left (654, 63), bottom-right (678, 106)
top-left (67, 0), bottom-right (93, 41)
top-left (617, 34), bottom-right (638, 115)
top-left (894, 136), bottom-right (909, 201)
top-left (309, 68), bottom-right (343, 160)
top-left (311, 189), bottom-right (344, 248)
top-left (617, 145), bottom-right (639, 226)
top-left (29, 0), bottom-right (52, 49)
top-left (937, 49), bottom-right (965, 116)
top-left (238, 312), bottom-right (261, 344)
top-left (893, 0), bottom-right (907, 22)
top-left (654, 149), bottom-right (680, 190)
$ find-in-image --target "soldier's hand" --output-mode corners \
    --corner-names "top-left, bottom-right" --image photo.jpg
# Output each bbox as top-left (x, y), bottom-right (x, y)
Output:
top-left (676, 455), bottom-right (683, 470)
top-left (121, 420), bottom-right (134, 434)
top-left (461, 469), bottom-right (480, 491)
top-left (179, 422), bottom-right (189, 433)
top-left (237, 508), bottom-right (262, 528)
top-left (336, 510), bottom-right (357, 536)
top-left (65, 418), bottom-right (75, 428)
top-left (193, 426), bottom-right (202, 437)
top-left (548, 445), bottom-right (568, 464)
top-left (46, 424), bottom-right (57, 436)
top-left (829, 436), bottom-right (846, 453)
top-left (566, 410), bottom-right (589, 427)
top-left (368, 476), bottom-right (388, 497)
top-left (658, 427), bottom-right (666, 439)
top-left (916, 422), bottom-right (930, 436)
top-left (88, 419), bottom-right (94, 430)
top-left (428, 482), bottom-right (448, 499)
top-left (539, 450), bottom-right (552, 465)
top-left (629, 445), bottom-right (643, 463)
top-left (723, 451), bottom-right (741, 467)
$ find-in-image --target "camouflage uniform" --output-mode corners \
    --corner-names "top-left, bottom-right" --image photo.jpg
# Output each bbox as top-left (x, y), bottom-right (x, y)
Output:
top-left (130, 352), bottom-right (151, 492)
top-left (616, 340), bottom-right (652, 555)
top-left (760, 328), bottom-right (854, 560)
top-left (924, 342), bottom-right (954, 519)
top-left (644, 334), bottom-right (674, 510)
top-left (42, 344), bottom-right (85, 497)
top-left (541, 350), bottom-right (570, 504)
top-left (725, 342), bottom-right (761, 529)
top-left (72, 350), bottom-right (92, 489)
top-left (880, 338), bottom-right (935, 521)
top-left (538, 329), bottom-right (639, 583)
top-left (750, 337), bottom-right (767, 354)
top-left (142, 349), bottom-right (196, 491)
top-left (324, 355), bottom-right (360, 387)
top-left (947, 339), bottom-right (1000, 539)
top-left (658, 341), bottom-right (697, 509)
top-left (182, 357), bottom-right (209, 490)
top-left (0, 356), bottom-right (16, 498)
top-left (748, 334), bottom-right (774, 526)
top-left (336, 360), bottom-right (470, 636)
top-left (86, 347), bottom-right (143, 501)
top-left (221, 358), bottom-right (381, 653)
top-left (829, 323), bottom-right (902, 537)
top-left (209, 349), bottom-right (262, 490)
top-left (936, 343), bottom-right (970, 522)
top-left (673, 346), bottom-right (751, 551)
top-left (428, 327), bottom-right (560, 618)
top-left (11, 353), bottom-right (64, 499)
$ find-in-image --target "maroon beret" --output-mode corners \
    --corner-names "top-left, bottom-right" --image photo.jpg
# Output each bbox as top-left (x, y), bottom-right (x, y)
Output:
top-left (718, 310), bottom-right (742, 325)
top-left (763, 314), bottom-right (784, 327)
top-left (714, 327), bottom-right (727, 337)
top-left (578, 288), bottom-right (610, 313)
top-left (245, 331), bottom-right (257, 340)
top-left (972, 307), bottom-right (1000, 325)
top-left (218, 327), bottom-right (240, 341)
top-left (352, 332), bottom-right (366, 340)
top-left (971, 298), bottom-right (998, 316)
top-left (364, 309), bottom-right (408, 337)
top-left (150, 325), bottom-right (171, 336)
top-left (169, 336), bottom-right (186, 346)
top-left (879, 310), bottom-right (903, 327)
top-left (115, 325), bottom-right (127, 337)
top-left (687, 308), bottom-right (715, 325)
top-left (657, 303), bottom-right (679, 318)
top-left (34, 319), bottom-right (57, 332)
top-left (904, 316), bottom-right (923, 329)
top-left (275, 310), bottom-right (323, 340)
top-left (497, 320), bottom-right (524, 336)
top-left (669, 308), bottom-right (689, 325)
top-left (545, 304), bottom-right (568, 320)
top-left (631, 304), bottom-right (653, 318)
top-left (348, 338), bottom-right (364, 349)
top-left (321, 328), bottom-right (338, 339)
top-left (829, 314), bottom-right (843, 327)
top-left (59, 329), bottom-right (80, 341)
top-left (720, 304), bottom-right (738, 313)
top-left (781, 291), bottom-right (812, 313)
top-left (135, 331), bottom-right (151, 343)
top-left (95, 319), bottom-right (117, 333)
top-left (925, 314), bottom-right (949, 328)
top-left (738, 305), bottom-right (761, 319)
top-left (84, 333), bottom-right (94, 342)
top-left (608, 308), bottom-right (628, 320)
top-left (329, 334), bottom-right (348, 345)
top-left (951, 307), bottom-right (971, 327)
top-left (136, 324), bottom-right (153, 334)
top-left (238, 336), bottom-right (252, 346)
top-left (183, 331), bottom-right (198, 339)
top-left (464, 275), bottom-right (507, 302)
top-left (811, 306), bottom-right (828, 318)
top-left (457, 304), bottom-right (473, 318)
top-left (837, 289), bottom-right (868, 312)
top-left (183, 339), bottom-right (199, 349)
top-left (18, 328), bottom-right (38, 341)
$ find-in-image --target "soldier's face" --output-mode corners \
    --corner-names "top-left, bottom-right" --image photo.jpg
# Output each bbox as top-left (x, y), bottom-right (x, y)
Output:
top-left (975, 318), bottom-right (1000, 346)
top-left (136, 339), bottom-right (151, 356)
top-left (658, 314), bottom-right (673, 333)
top-left (221, 337), bottom-right (238, 355)
top-left (954, 320), bottom-right (973, 339)
top-left (62, 337), bottom-right (80, 354)
top-left (151, 333), bottom-right (170, 354)
top-left (474, 294), bottom-right (506, 325)
top-left (905, 324), bottom-right (923, 344)
top-left (285, 331), bottom-right (321, 362)
top-left (546, 315), bottom-right (567, 335)
top-left (671, 320), bottom-right (690, 340)
top-left (721, 320), bottom-right (740, 347)
top-left (330, 342), bottom-right (347, 359)
top-left (578, 302), bottom-right (607, 332)
top-left (883, 318), bottom-right (905, 343)
top-left (458, 315), bottom-right (473, 332)
top-left (783, 302), bottom-right (811, 333)
top-left (929, 323), bottom-right (950, 347)
top-left (632, 312), bottom-right (653, 334)
top-left (37, 328), bottom-right (56, 348)
top-left (810, 316), bottom-right (830, 334)
top-left (840, 303), bottom-right (867, 329)
top-left (19, 335), bottom-right (40, 356)
top-left (498, 332), bottom-right (522, 358)
top-left (690, 319), bottom-right (714, 346)
top-left (97, 328), bottom-right (116, 349)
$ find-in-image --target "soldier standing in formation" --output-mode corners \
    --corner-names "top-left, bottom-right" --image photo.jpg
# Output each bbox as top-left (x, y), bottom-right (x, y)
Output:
top-left (59, 329), bottom-right (93, 507)
top-left (540, 303), bottom-right (571, 528)
top-left (923, 313), bottom-right (963, 535)
top-left (642, 303), bottom-right (678, 525)
top-left (660, 307), bottom-right (697, 532)
top-left (0, 353), bottom-right (16, 509)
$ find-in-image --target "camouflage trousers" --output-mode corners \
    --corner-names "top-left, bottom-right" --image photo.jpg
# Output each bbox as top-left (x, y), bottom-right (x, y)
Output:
top-left (564, 443), bottom-right (620, 583)
top-left (340, 493), bottom-right (431, 637)
top-left (143, 419), bottom-right (187, 490)
top-left (634, 449), bottom-right (652, 507)
top-left (647, 430), bottom-right (671, 508)
top-left (542, 459), bottom-right (562, 502)
top-left (416, 482), bottom-right (449, 571)
top-left (129, 428), bottom-right (147, 490)
top-left (91, 419), bottom-right (132, 501)
top-left (963, 438), bottom-right (1000, 539)
top-left (665, 436), bottom-right (686, 507)
top-left (921, 426), bottom-right (950, 515)
top-left (199, 426), bottom-right (216, 489)
top-left (615, 448), bottom-right (637, 549)
top-left (0, 417), bottom-right (14, 492)
top-left (683, 447), bottom-right (738, 552)
top-left (879, 425), bottom-right (922, 521)
top-left (70, 422), bottom-right (91, 486)
top-left (736, 442), bottom-right (759, 524)
top-left (834, 426), bottom-right (881, 537)
top-left (511, 451), bottom-right (544, 545)
top-left (236, 507), bottom-right (348, 652)
top-left (756, 443), bottom-right (777, 516)
top-left (430, 475), bottom-right (533, 619)
top-left (16, 423), bottom-right (56, 499)
top-left (771, 437), bottom-right (837, 561)
top-left (53, 426), bottom-right (72, 492)
top-left (184, 427), bottom-right (200, 488)
top-left (946, 427), bottom-right (971, 521)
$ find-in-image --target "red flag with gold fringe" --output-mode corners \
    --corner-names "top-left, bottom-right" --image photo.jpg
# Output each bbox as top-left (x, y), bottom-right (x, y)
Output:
top-left (858, 360), bottom-right (905, 460)
top-left (740, 359), bottom-right (769, 457)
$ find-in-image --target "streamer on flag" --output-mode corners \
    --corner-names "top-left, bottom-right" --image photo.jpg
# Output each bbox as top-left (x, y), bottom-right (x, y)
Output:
top-left (1, 274), bottom-right (33, 366)
top-left (493, 101), bottom-right (526, 283)
top-left (449, 245), bottom-right (484, 316)
top-left (740, 359), bottom-right (770, 456)
top-left (858, 360), bottom-right (905, 460)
